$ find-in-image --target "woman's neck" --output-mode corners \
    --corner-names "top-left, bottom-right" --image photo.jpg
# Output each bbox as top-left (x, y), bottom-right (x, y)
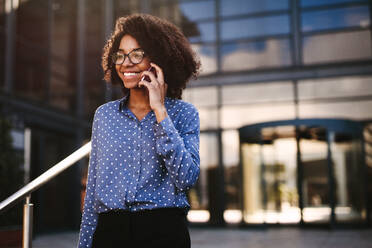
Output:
top-left (127, 88), bottom-right (151, 111)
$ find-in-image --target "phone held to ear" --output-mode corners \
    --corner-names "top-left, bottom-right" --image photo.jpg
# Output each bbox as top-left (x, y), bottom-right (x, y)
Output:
top-left (141, 66), bottom-right (157, 82)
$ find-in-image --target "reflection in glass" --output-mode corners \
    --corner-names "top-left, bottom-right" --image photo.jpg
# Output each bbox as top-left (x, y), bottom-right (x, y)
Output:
top-left (240, 121), bottom-right (369, 225)
top-left (222, 81), bottom-right (294, 105)
top-left (221, 39), bottom-right (291, 71)
top-left (198, 108), bottom-right (219, 130)
top-left (183, 86), bottom-right (218, 108)
top-left (241, 143), bottom-right (264, 223)
top-left (241, 126), bottom-right (300, 224)
top-left (14, 0), bottom-right (49, 102)
top-left (221, 0), bottom-right (288, 17)
top-left (150, 1), bottom-right (181, 24)
top-left (298, 76), bottom-right (372, 100)
top-left (299, 127), bottom-right (330, 223)
top-left (299, 100), bottom-right (372, 120)
top-left (223, 130), bottom-right (242, 223)
top-left (261, 127), bottom-right (300, 224)
top-left (115, 0), bottom-right (140, 18)
top-left (302, 6), bottom-right (370, 32)
top-left (191, 44), bottom-right (217, 74)
top-left (363, 124), bottom-right (372, 222)
top-left (183, 86), bottom-right (218, 130)
top-left (180, 0), bottom-right (215, 21)
top-left (0, 0), bottom-right (4, 18)
top-left (331, 132), bottom-right (366, 223)
top-left (184, 21), bottom-right (216, 42)
top-left (301, 0), bottom-right (369, 8)
top-left (0, 0), bottom-right (5, 90)
top-left (32, 128), bottom-right (77, 230)
top-left (221, 15), bottom-right (290, 41)
top-left (84, 0), bottom-right (105, 118)
top-left (303, 30), bottom-right (372, 64)
top-left (187, 133), bottom-right (218, 223)
top-left (221, 103), bottom-right (296, 129)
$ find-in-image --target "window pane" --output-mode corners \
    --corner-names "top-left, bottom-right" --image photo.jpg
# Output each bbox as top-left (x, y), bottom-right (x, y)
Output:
top-left (191, 44), bottom-right (217, 74)
top-left (187, 132), bottom-right (218, 222)
top-left (48, 0), bottom-right (78, 112)
top-left (180, 0), bottom-right (215, 21)
top-left (199, 108), bottom-right (219, 130)
top-left (301, 0), bottom-right (369, 8)
top-left (300, 130), bottom-right (330, 224)
top-left (115, 0), bottom-right (140, 18)
top-left (84, 0), bottom-right (105, 118)
top-left (242, 127), bottom-right (300, 224)
top-left (303, 30), bottom-right (372, 64)
top-left (0, 0), bottom-right (4, 90)
top-left (0, 0), bottom-right (4, 14)
top-left (241, 143), bottom-right (264, 223)
top-left (299, 100), bottom-right (372, 119)
top-left (221, 0), bottom-right (289, 17)
top-left (221, 39), bottom-right (291, 71)
top-left (221, 104), bottom-right (296, 129)
top-left (14, 0), bottom-right (49, 102)
top-left (184, 21), bottom-right (216, 42)
top-left (183, 87), bottom-right (219, 129)
top-left (223, 130), bottom-right (242, 223)
top-left (222, 81), bottom-right (294, 105)
top-left (221, 15), bottom-right (290, 41)
top-left (150, 1), bottom-right (183, 24)
top-left (332, 133), bottom-right (366, 224)
top-left (298, 76), bottom-right (372, 100)
top-left (302, 6), bottom-right (370, 32)
top-left (183, 86), bottom-right (218, 108)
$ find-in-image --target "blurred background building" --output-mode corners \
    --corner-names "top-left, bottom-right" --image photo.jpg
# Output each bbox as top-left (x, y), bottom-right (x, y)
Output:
top-left (0, 0), bottom-right (371, 235)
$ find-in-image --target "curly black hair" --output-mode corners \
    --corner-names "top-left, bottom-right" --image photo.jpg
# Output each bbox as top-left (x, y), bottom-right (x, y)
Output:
top-left (102, 14), bottom-right (200, 99)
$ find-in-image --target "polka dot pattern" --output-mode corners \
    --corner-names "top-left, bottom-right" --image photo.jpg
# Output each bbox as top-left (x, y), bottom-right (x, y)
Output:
top-left (77, 95), bottom-right (200, 248)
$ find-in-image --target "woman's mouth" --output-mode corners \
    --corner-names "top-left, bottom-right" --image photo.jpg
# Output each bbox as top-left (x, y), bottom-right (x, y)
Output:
top-left (121, 71), bottom-right (140, 81)
top-left (123, 72), bottom-right (139, 76)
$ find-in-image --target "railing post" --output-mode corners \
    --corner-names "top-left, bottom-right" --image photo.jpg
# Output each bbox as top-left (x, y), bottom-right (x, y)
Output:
top-left (22, 195), bottom-right (33, 248)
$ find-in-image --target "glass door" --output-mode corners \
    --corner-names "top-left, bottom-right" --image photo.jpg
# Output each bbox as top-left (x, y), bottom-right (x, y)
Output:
top-left (241, 125), bottom-right (300, 224)
top-left (299, 126), bottom-right (330, 224)
top-left (239, 119), bottom-right (369, 226)
top-left (241, 141), bottom-right (264, 224)
top-left (330, 131), bottom-right (366, 224)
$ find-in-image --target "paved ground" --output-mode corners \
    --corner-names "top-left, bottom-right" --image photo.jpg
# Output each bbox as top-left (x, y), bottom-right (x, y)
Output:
top-left (32, 227), bottom-right (372, 248)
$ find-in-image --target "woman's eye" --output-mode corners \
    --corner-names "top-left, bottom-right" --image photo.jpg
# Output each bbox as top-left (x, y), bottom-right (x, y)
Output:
top-left (133, 53), bottom-right (141, 59)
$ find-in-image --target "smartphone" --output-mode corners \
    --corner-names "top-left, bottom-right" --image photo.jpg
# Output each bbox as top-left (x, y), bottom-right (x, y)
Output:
top-left (141, 66), bottom-right (157, 82)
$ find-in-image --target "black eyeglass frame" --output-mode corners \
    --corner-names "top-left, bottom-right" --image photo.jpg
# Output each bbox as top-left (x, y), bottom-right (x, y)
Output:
top-left (112, 48), bottom-right (145, 65)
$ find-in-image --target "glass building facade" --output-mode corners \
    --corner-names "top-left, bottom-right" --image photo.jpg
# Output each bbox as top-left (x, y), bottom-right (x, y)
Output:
top-left (0, 0), bottom-right (371, 232)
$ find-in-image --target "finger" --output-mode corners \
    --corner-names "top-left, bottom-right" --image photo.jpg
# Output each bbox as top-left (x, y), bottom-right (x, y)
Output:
top-left (141, 71), bottom-right (158, 85)
top-left (150, 63), bottom-right (164, 84)
top-left (138, 79), bottom-right (153, 90)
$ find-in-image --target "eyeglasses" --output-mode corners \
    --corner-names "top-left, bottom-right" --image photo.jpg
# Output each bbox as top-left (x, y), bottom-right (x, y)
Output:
top-left (112, 48), bottom-right (145, 65)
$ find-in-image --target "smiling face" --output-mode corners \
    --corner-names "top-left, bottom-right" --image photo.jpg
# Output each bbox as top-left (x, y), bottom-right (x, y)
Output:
top-left (115, 35), bottom-right (151, 89)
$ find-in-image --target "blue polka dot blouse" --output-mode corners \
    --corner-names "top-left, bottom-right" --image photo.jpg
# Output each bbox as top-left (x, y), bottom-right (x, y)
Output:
top-left (77, 94), bottom-right (200, 248)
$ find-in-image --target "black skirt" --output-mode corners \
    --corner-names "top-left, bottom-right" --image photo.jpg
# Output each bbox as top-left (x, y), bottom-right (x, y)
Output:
top-left (92, 207), bottom-right (191, 248)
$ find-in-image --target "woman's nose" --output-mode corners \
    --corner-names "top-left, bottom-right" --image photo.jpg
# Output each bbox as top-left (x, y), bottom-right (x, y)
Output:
top-left (122, 55), bottom-right (133, 66)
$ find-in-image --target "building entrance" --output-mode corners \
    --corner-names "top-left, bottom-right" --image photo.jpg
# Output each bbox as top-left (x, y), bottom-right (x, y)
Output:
top-left (239, 119), bottom-right (369, 226)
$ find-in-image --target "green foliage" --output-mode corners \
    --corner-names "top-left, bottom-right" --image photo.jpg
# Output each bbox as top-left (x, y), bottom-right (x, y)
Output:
top-left (0, 116), bottom-right (24, 227)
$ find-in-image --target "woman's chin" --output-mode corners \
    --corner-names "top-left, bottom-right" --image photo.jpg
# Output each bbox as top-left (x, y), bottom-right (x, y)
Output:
top-left (123, 80), bottom-right (140, 89)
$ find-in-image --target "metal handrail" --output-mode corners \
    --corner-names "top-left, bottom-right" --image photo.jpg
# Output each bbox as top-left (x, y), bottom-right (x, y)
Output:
top-left (0, 141), bottom-right (91, 212)
top-left (0, 141), bottom-right (91, 248)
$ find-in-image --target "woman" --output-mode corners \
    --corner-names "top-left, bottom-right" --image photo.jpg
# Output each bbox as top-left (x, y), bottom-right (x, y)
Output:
top-left (77, 14), bottom-right (200, 248)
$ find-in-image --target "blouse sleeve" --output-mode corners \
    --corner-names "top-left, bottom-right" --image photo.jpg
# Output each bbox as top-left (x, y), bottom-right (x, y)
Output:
top-left (153, 105), bottom-right (200, 191)
top-left (77, 111), bottom-right (100, 248)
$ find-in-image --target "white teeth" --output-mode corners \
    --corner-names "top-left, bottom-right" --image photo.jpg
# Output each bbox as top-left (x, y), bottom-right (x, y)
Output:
top-left (123, 72), bottom-right (138, 76)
